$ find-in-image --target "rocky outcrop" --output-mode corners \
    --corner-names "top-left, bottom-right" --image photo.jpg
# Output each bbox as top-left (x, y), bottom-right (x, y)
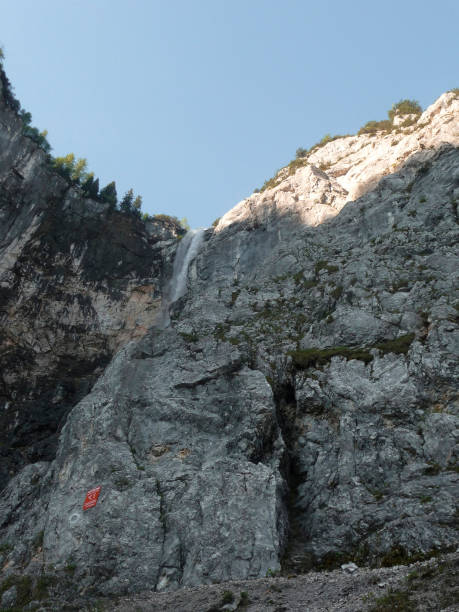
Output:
top-left (217, 92), bottom-right (459, 231)
top-left (0, 69), bottom-right (182, 490)
top-left (0, 79), bottom-right (458, 603)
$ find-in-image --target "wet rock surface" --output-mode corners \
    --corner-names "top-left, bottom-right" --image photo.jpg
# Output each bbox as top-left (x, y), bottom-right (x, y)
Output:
top-left (0, 70), bottom-right (458, 604)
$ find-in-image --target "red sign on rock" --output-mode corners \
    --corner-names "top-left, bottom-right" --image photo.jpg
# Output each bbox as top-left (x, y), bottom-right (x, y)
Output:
top-left (83, 486), bottom-right (101, 511)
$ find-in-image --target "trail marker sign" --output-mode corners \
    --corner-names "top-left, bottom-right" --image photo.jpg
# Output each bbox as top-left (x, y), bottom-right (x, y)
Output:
top-left (83, 486), bottom-right (101, 511)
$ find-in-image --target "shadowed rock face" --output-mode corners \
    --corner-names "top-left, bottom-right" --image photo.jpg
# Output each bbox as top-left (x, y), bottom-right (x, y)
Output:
top-left (0, 69), bottom-right (458, 600)
top-left (0, 69), bottom-right (182, 490)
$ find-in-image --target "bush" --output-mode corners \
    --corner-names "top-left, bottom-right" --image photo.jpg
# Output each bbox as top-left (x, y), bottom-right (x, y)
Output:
top-left (52, 153), bottom-right (88, 183)
top-left (289, 333), bottom-right (415, 369)
top-left (152, 214), bottom-right (184, 229)
top-left (259, 169), bottom-right (282, 192)
top-left (18, 109), bottom-right (51, 152)
top-left (373, 333), bottom-right (415, 355)
top-left (357, 98), bottom-right (422, 137)
top-left (367, 587), bottom-right (414, 611)
top-left (221, 590), bottom-right (234, 604)
top-left (309, 133), bottom-right (349, 152)
top-left (358, 119), bottom-right (393, 135)
top-left (388, 99), bottom-right (422, 122)
top-left (314, 133), bottom-right (334, 148)
top-left (240, 591), bottom-right (250, 606)
top-left (296, 147), bottom-right (308, 158)
top-left (23, 125), bottom-right (52, 152)
top-left (52, 155), bottom-right (73, 180)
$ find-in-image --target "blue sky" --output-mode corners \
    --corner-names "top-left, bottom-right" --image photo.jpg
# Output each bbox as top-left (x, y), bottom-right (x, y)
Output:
top-left (1, 0), bottom-right (458, 227)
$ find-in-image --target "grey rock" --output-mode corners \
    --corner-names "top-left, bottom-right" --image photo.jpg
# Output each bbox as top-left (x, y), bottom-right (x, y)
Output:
top-left (0, 69), bottom-right (458, 599)
top-left (0, 68), bottom-right (184, 490)
top-left (341, 563), bottom-right (358, 574)
top-left (0, 586), bottom-right (17, 608)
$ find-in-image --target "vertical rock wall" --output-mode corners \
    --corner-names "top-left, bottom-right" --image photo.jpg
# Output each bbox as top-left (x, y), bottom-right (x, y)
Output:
top-left (0, 72), bottom-right (457, 598)
top-left (0, 71), bottom-right (182, 489)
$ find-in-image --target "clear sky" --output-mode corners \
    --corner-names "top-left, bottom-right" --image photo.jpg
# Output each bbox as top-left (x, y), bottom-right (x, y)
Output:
top-left (1, 0), bottom-right (458, 228)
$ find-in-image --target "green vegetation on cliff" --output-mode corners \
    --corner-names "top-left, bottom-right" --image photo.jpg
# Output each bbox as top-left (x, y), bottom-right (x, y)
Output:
top-left (257, 98), bottom-right (424, 193)
top-left (289, 333), bottom-right (415, 369)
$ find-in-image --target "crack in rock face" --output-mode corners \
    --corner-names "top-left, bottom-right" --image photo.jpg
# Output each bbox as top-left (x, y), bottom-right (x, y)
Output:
top-left (0, 74), bottom-right (458, 598)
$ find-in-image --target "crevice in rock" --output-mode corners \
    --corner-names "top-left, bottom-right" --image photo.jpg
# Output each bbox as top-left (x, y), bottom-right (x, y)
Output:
top-left (271, 380), bottom-right (311, 574)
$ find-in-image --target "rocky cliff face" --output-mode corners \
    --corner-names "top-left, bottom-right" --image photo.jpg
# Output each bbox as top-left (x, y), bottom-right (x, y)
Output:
top-left (217, 92), bottom-right (459, 230)
top-left (0, 69), bottom-right (182, 491)
top-left (0, 78), bottom-right (458, 604)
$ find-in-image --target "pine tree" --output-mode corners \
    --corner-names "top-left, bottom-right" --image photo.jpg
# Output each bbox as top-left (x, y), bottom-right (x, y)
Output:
top-left (99, 181), bottom-right (117, 208)
top-left (120, 188), bottom-right (134, 214)
top-left (92, 178), bottom-right (99, 199)
top-left (132, 195), bottom-right (142, 218)
top-left (133, 195), bottom-right (142, 210)
top-left (81, 174), bottom-right (99, 199)
top-left (19, 110), bottom-right (32, 126)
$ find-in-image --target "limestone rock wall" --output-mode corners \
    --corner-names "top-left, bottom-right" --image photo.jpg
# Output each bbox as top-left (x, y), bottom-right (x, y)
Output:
top-left (0, 82), bottom-right (458, 599)
top-left (0, 72), bottom-right (181, 490)
top-left (217, 92), bottom-right (459, 231)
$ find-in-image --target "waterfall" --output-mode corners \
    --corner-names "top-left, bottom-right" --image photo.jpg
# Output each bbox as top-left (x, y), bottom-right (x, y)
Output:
top-left (156, 228), bottom-right (205, 328)
top-left (169, 228), bottom-right (205, 302)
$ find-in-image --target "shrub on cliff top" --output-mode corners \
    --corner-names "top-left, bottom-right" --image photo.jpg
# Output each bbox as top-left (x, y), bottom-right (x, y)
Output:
top-left (152, 213), bottom-right (183, 227)
top-left (310, 133), bottom-right (345, 150)
top-left (357, 99), bottom-right (422, 136)
top-left (19, 110), bottom-right (51, 153)
top-left (358, 119), bottom-right (393, 135)
top-left (52, 153), bottom-right (88, 182)
top-left (388, 99), bottom-right (422, 122)
top-left (296, 147), bottom-right (308, 159)
top-left (260, 133), bottom-right (349, 192)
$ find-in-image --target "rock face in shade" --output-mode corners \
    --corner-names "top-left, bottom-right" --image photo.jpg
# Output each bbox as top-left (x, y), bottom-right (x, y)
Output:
top-left (0, 68), bottom-right (183, 490)
top-left (0, 68), bottom-right (458, 600)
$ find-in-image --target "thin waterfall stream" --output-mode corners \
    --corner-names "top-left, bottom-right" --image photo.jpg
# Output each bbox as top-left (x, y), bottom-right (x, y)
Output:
top-left (156, 228), bottom-right (205, 328)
